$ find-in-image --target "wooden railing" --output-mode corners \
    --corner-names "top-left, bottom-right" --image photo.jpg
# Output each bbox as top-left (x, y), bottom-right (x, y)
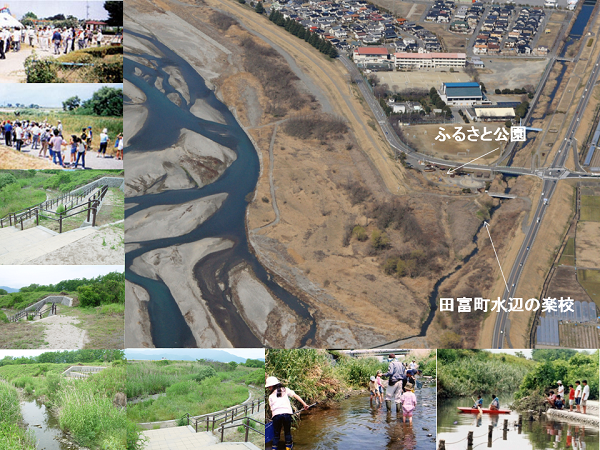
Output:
top-left (180, 399), bottom-right (264, 433)
top-left (219, 417), bottom-right (265, 443)
top-left (9, 301), bottom-right (58, 323)
top-left (0, 183), bottom-right (104, 230)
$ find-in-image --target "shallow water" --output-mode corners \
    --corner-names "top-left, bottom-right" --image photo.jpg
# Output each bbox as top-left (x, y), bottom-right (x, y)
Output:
top-left (21, 398), bottom-right (70, 450)
top-left (288, 386), bottom-right (437, 450)
top-left (438, 396), bottom-right (599, 450)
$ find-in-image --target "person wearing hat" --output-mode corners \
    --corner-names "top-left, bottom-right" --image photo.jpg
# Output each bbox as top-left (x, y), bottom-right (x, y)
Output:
top-left (383, 354), bottom-right (406, 414)
top-left (369, 375), bottom-right (379, 405)
top-left (557, 380), bottom-right (564, 399)
top-left (401, 382), bottom-right (417, 424)
top-left (99, 128), bottom-right (110, 158)
top-left (266, 376), bottom-right (308, 450)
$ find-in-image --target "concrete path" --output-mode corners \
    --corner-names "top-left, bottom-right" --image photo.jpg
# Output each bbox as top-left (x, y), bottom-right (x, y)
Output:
top-left (16, 148), bottom-right (123, 170)
top-left (0, 226), bottom-right (97, 264)
top-left (142, 427), bottom-right (261, 450)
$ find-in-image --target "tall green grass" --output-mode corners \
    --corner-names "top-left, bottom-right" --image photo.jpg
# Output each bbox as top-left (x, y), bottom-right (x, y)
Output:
top-left (0, 381), bottom-right (35, 450)
top-left (334, 357), bottom-right (388, 389)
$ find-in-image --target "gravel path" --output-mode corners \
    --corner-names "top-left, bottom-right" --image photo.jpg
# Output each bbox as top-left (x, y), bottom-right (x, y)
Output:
top-left (35, 315), bottom-right (89, 349)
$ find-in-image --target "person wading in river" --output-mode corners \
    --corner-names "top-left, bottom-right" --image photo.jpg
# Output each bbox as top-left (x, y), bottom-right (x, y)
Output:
top-left (383, 354), bottom-right (406, 414)
top-left (266, 376), bottom-right (308, 450)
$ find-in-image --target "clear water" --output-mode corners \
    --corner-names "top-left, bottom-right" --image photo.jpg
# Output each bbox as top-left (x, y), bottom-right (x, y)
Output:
top-left (21, 398), bottom-right (70, 450)
top-left (438, 396), bottom-right (599, 450)
top-left (286, 386), bottom-right (437, 450)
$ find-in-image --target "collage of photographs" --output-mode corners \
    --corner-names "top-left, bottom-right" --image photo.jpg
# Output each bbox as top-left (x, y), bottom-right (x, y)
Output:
top-left (1, 0), bottom-right (600, 448)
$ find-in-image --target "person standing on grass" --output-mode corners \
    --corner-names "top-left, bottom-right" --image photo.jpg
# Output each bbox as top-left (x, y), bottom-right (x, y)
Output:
top-left (575, 381), bottom-right (582, 413)
top-left (581, 380), bottom-right (589, 415)
top-left (401, 382), bottom-right (417, 424)
top-left (266, 376), bottom-right (308, 450)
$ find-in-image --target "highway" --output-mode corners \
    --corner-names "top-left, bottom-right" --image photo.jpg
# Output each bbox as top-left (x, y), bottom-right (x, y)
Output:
top-left (491, 45), bottom-right (600, 349)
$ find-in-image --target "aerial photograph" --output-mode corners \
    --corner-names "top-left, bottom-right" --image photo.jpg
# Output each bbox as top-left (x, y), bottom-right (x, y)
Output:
top-left (124, 0), bottom-right (600, 350)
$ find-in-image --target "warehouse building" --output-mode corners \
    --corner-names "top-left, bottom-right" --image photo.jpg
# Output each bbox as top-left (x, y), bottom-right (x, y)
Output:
top-left (439, 82), bottom-right (486, 106)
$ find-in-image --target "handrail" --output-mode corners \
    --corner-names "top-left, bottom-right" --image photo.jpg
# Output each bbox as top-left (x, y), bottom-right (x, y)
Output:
top-left (0, 183), bottom-right (105, 229)
top-left (179, 399), bottom-right (263, 433)
top-left (219, 417), bottom-right (265, 443)
top-left (8, 299), bottom-right (59, 322)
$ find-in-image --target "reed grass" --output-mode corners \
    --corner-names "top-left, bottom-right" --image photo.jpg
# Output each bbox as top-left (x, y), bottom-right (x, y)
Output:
top-left (0, 380), bottom-right (36, 450)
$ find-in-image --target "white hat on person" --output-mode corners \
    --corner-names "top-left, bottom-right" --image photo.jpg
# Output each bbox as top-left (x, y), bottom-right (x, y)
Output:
top-left (266, 376), bottom-right (281, 388)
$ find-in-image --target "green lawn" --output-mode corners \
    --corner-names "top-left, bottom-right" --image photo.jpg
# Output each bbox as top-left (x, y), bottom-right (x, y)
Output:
top-left (579, 269), bottom-right (600, 306)
top-left (581, 195), bottom-right (600, 222)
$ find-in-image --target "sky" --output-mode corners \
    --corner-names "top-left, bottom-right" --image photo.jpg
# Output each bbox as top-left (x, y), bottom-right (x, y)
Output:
top-left (7, 1), bottom-right (110, 21)
top-left (124, 349), bottom-right (265, 361)
top-left (0, 265), bottom-right (124, 289)
top-left (0, 83), bottom-right (122, 108)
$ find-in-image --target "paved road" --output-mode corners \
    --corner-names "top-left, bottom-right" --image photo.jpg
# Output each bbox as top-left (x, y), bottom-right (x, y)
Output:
top-left (491, 41), bottom-right (600, 349)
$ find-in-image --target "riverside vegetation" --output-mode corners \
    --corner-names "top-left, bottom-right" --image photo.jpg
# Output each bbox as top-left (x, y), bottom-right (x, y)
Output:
top-left (437, 349), bottom-right (599, 403)
top-left (126, 359), bottom-right (266, 423)
top-left (265, 349), bottom-right (436, 407)
top-left (0, 349), bottom-right (133, 450)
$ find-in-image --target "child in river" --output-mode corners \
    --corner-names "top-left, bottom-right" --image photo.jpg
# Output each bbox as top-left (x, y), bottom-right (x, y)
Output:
top-left (267, 376), bottom-right (309, 450)
top-left (376, 370), bottom-right (384, 405)
top-left (401, 382), bottom-right (417, 424)
top-left (369, 376), bottom-right (379, 405)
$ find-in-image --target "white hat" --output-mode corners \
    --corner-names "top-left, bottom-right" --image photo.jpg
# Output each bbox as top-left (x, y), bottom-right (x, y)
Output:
top-left (265, 376), bottom-right (280, 388)
top-left (370, 376), bottom-right (376, 381)
top-left (557, 380), bottom-right (562, 384)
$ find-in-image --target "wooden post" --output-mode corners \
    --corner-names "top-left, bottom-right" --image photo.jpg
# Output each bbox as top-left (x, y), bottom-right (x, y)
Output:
top-left (438, 440), bottom-right (445, 450)
top-left (36, 209), bottom-right (39, 226)
top-left (244, 417), bottom-right (250, 442)
top-left (59, 216), bottom-right (63, 234)
top-left (20, 217), bottom-right (23, 230)
top-left (518, 415), bottom-right (523, 434)
top-left (468, 431), bottom-right (473, 446)
top-left (92, 203), bottom-right (97, 227)
top-left (503, 419), bottom-right (508, 431)
top-left (87, 200), bottom-right (91, 222)
top-left (220, 424), bottom-right (224, 442)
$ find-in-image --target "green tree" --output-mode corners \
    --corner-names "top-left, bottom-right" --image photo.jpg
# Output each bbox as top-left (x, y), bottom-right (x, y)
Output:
top-left (255, 2), bottom-right (264, 13)
top-left (62, 95), bottom-right (81, 111)
top-left (104, 1), bottom-right (123, 27)
top-left (85, 87), bottom-right (123, 116)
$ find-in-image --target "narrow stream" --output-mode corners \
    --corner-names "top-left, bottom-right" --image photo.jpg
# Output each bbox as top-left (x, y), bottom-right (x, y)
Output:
top-left (290, 386), bottom-right (437, 450)
top-left (20, 398), bottom-right (70, 450)
top-left (438, 396), bottom-right (599, 450)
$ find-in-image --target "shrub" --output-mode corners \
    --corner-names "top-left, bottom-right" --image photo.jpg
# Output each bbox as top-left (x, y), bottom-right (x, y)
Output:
top-left (0, 173), bottom-right (17, 191)
top-left (24, 55), bottom-right (58, 82)
top-left (352, 225), bottom-right (367, 241)
top-left (192, 366), bottom-right (217, 383)
top-left (370, 230), bottom-right (390, 251)
top-left (0, 312), bottom-right (7, 324)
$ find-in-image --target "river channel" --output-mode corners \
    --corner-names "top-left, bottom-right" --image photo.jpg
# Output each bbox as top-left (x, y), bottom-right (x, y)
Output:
top-left (124, 29), bottom-right (316, 348)
top-left (290, 386), bottom-right (437, 450)
top-left (438, 396), bottom-right (599, 450)
top-left (20, 398), bottom-right (70, 450)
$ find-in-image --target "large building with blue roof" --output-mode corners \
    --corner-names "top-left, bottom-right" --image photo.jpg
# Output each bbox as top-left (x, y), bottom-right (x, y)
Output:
top-left (439, 82), bottom-right (486, 106)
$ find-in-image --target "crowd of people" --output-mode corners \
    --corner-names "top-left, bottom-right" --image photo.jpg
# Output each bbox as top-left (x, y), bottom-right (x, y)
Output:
top-left (547, 380), bottom-right (590, 414)
top-left (1, 119), bottom-right (123, 168)
top-left (0, 25), bottom-right (109, 60)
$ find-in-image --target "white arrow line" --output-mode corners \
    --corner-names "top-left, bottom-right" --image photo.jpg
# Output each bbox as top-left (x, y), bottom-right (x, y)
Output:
top-left (447, 147), bottom-right (500, 174)
top-left (484, 221), bottom-right (510, 295)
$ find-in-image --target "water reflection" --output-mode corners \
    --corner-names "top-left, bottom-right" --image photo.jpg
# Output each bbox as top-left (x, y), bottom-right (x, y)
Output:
top-left (289, 386), bottom-right (436, 450)
top-left (21, 398), bottom-right (70, 450)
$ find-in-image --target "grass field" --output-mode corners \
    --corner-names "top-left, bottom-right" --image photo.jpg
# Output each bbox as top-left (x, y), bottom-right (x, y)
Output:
top-left (559, 237), bottom-right (575, 266)
top-left (0, 113), bottom-right (122, 150)
top-left (581, 195), bottom-right (600, 221)
top-left (0, 362), bottom-right (127, 449)
top-left (0, 380), bottom-right (36, 450)
top-left (126, 361), bottom-right (264, 423)
top-left (579, 269), bottom-right (600, 305)
top-left (62, 305), bottom-right (125, 349)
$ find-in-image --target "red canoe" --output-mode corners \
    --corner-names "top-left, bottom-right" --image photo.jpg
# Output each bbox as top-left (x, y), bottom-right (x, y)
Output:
top-left (458, 407), bottom-right (511, 414)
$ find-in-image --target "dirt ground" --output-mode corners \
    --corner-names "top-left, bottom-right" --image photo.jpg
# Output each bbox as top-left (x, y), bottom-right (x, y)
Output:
top-left (377, 70), bottom-right (471, 91)
top-left (422, 23), bottom-right (470, 53)
top-left (405, 123), bottom-right (508, 163)
top-left (35, 315), bottom-right (89, 349)
top-left (368, 0), bottom-right (426, 19)
top-left (0, 321), bottom-right (47, 348)
top-left (547, 265), bottom-right (592, 302)
top-left (477, 59), bottom-right (548, 91)
top-left (576, 222), bottom-right (600, 269)
top-left (61, 306), bottom-right (125, 349)
top-left (0, 146), bottom-right (56, 169)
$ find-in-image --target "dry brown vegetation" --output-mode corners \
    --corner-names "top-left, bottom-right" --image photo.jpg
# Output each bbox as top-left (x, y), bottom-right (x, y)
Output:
top-left (210, 11), bottom-right (237, 31)
top-left (283, 114), bottom-right (348, 140)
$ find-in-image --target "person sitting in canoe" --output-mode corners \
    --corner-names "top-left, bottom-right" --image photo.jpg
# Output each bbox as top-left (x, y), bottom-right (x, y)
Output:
top-left (473, 395), bottom-right (483, 409)
top-left (489, 394), bottom-right (500, 411)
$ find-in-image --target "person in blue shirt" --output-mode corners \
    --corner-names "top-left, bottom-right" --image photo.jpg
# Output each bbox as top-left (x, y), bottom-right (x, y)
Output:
top-left (4, 121), bottom-right (12, 146)
top-left (490, 395), bottom-right (500, 411)
top-left (554, 395), bottom-right (564, 410)
top-left (473, 395), bottom-right (483, 409)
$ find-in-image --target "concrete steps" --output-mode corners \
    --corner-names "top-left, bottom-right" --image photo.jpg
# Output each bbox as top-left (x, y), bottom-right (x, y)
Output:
top-left (141, 427), bottom-right (261, 450)
top-left (0, 226), bottom-right (97, 264)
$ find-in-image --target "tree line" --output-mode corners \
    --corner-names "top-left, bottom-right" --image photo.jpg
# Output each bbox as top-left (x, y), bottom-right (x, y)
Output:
top-left (0, 349), bottom-right (125, 367)
top-left (268, 10), bottom-right (339, 58)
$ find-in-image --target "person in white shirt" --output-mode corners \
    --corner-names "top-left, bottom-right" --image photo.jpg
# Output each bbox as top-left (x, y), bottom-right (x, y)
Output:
top-left (581, 380), bottom-right (590, 414)
top-left (96, 30), bottom-right (103, 47)
top-left (266, 376), bottom-right (308, 450)
top-left (557, 380), bottom-right (564, 399)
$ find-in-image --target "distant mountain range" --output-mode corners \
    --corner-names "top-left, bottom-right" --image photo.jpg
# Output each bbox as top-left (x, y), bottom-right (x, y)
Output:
top-left (0, 286), bottom-right (18, 293)
top-left (125, 349), bottom-right (263, 363)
